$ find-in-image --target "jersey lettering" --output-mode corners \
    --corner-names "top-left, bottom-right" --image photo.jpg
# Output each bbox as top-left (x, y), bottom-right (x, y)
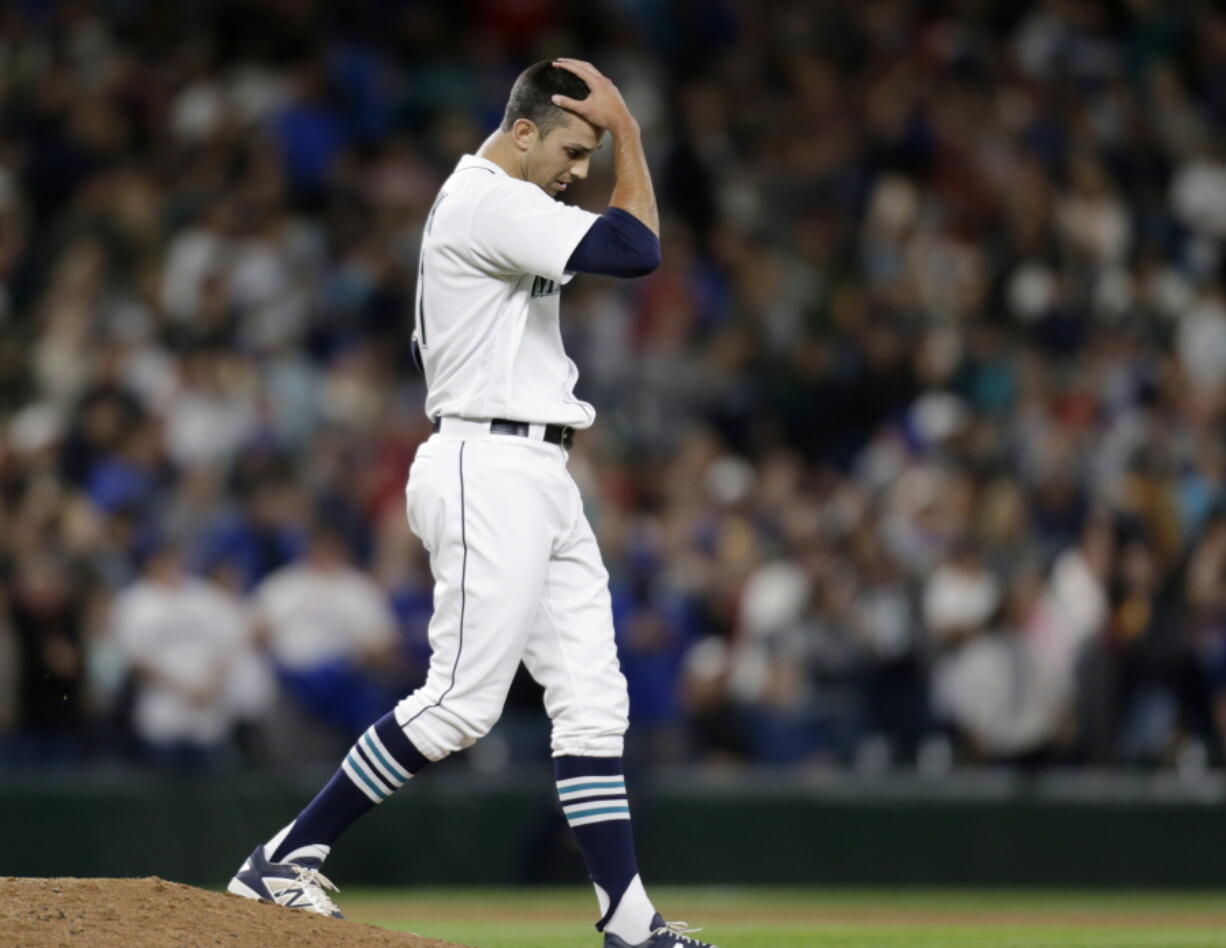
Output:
top-left (531, 276), bottom-right (560, 298)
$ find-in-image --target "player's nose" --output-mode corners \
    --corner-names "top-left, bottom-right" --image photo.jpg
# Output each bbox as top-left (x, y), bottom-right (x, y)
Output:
top-left (571, 158), bottom-right (590, 180)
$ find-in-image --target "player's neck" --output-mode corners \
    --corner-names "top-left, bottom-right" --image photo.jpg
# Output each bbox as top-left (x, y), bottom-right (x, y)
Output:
top-left (476, 131), bottom-right (526, 181)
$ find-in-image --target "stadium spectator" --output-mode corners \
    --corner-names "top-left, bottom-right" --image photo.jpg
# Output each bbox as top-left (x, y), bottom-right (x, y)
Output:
top-left (253, 527), bottom-right (397, 757)
top-left (108, 543), bottom-right (273, 769)
top-left (4, 553), bottom-right (87, 763)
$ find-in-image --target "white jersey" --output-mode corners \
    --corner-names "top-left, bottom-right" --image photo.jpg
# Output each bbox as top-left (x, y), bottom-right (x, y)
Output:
top-left (255, 562), bottom-right (396, 671)
top-left (111, 577), bottom-right (258, 745)
top-left (414, 154), bottom-right (600, 428)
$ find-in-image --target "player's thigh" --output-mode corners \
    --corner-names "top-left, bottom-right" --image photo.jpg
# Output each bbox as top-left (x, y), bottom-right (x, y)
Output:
top-left (522, 511), bottom-right (629, 753)
top-left (407, 436), bottom-right (554, 592)
top-left (404, 437), bottom-right (450, 556)
top-left (402, 440), bottom-right (560, 727)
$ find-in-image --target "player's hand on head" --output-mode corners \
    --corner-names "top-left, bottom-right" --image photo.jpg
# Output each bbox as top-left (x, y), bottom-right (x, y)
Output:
top-left (551, 59), bottom-right (637, 135)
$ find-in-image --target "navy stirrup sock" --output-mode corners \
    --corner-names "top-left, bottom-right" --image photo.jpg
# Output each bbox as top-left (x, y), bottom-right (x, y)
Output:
top-left (269, 711), bottom-right (430, 863)
top-left (555, 756), bottom-right (657, 941)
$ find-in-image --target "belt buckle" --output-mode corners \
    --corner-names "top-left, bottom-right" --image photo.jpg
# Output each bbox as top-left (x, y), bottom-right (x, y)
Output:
top-left (561, 427), bottom-right (574, 449)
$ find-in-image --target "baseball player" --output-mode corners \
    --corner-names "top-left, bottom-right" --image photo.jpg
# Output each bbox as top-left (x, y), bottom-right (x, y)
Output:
top-left (228, 59), bottom-right (719, 948)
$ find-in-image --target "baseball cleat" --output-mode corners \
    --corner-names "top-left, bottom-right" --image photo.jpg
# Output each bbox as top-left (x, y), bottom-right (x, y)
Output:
top-left (603, 914), bottom-right (719, 948)
top-left (227, 844), bottom-right (344, 918)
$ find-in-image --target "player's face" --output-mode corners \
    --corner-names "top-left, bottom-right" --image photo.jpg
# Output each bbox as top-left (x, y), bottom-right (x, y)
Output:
top-left (528, 113), bottom-right (602, 197)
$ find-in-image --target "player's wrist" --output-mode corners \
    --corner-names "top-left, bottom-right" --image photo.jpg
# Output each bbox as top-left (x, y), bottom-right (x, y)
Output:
top-left (608, 115), bottom-right (640, 139)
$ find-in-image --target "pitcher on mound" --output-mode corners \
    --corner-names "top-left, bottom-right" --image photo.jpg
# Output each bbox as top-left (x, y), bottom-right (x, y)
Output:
top-left (228, 58), bottom-right (719, 948)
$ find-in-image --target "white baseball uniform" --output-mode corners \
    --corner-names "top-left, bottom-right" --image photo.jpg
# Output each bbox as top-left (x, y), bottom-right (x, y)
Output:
top-left (395, 154), bottom-right (630, 761)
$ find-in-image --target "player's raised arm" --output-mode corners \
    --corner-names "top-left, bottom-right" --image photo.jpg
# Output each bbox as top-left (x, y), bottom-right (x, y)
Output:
top-left (546, 59), bottom-right (661, 280)
top-left (551, 59), bottom-right (659, 236)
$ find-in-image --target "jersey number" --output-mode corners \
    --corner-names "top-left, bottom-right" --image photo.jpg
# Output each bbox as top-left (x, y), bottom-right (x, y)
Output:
top-left (416, 191), bottom-right (447, 349)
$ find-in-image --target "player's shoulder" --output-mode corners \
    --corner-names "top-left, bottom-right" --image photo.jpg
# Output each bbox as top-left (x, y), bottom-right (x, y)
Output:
top-left (443, 155), bottom-right (506, 195)
top-left (432, 156), bottom-right (514, 224)
top-left (433, 158), bottom-right (554, 248)
top-left (452, 155), bottom-right (561, 206)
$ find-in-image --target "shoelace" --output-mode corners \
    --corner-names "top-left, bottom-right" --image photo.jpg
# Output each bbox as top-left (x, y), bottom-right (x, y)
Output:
top-left (654, 921), bottom-right (706, 944)
top-left (291, 866), bottom-right (341, 915)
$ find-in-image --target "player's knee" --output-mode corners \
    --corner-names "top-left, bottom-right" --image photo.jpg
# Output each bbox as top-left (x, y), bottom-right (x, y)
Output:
top-left (416, 714), bottom-right (498, 762)
top-left (396, 688), bottom-right (508, 759)
top-left (402, 710), bottom-right (505, 760)
top-left (549, 668), bottom-right (628, 751)
top-left (549, 701), bottom-right (628, 757)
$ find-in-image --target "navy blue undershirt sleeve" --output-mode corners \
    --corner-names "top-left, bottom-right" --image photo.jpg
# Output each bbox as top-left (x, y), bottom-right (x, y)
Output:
top-left (564, 207), bottom-right (661, 278)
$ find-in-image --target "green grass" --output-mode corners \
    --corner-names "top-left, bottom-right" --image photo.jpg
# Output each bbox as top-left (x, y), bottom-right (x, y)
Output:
top-left (340, 887), bottom-right (1226, 948)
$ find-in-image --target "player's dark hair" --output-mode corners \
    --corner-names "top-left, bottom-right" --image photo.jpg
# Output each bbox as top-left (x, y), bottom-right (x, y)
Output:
top-left (501, 60), bottom-right (590, 137)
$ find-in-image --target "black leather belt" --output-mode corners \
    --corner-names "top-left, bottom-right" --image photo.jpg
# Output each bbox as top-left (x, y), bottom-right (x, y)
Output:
top-left (432, 417), bottom-right (575, 449)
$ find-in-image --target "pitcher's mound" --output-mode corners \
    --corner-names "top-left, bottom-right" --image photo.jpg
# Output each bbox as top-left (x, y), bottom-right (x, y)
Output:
top-left (0, 876), bottom-right (471, 947)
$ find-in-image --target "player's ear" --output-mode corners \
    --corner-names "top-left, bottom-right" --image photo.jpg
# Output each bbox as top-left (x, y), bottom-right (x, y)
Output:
top-left (510, 117), bottom-right (539, 152)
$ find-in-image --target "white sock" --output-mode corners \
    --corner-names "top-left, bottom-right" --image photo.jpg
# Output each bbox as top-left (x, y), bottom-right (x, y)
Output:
top-left (601, 875), bottom-right (657, 944)
top-left (264, 821), bottom-right (330, 866)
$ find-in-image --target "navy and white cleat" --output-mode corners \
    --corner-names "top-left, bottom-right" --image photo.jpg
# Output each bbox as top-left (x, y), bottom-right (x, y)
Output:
top-left (227, 844), bottom-right (344, 918)
top-left (603, 914), bottom-right (719, 948)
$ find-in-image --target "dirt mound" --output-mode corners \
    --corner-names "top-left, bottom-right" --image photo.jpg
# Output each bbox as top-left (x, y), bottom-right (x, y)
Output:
top-left (0, 877), bottom-right (471, 947)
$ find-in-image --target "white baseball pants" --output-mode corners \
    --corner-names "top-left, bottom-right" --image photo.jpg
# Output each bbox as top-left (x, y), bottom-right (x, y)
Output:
top-left (396, 420), bottom-right (630, 760)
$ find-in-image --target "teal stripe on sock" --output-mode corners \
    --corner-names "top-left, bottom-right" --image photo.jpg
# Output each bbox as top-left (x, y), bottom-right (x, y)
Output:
top-left (363, 732), bottom-right (408, 784)
top-left (565, 805), bottom-right (630, 821)
top-left (346, 751), bottom-right (388, 800)
top-left (564, 798), bottom-right (628, 814)
top-left (557, 780), bottom-right (626, 795)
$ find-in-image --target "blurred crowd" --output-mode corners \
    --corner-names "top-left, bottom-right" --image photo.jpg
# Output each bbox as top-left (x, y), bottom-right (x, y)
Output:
top-left (1, 0), bottom-right (1224, 775)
